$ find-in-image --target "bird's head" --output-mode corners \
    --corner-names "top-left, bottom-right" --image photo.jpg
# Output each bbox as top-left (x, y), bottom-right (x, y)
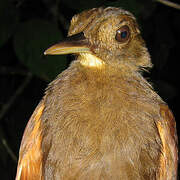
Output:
top-left (45, 7), bottom-right (152, 71)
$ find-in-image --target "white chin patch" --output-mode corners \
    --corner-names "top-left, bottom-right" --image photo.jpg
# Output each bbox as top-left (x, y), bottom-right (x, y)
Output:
top-left (79, 53), bottom-right (104, 68)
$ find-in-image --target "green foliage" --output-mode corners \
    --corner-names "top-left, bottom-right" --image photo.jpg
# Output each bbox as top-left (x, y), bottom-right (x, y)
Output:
top-left (61, 0), bottom-right (102, 11)
top-left (13, 19), bottom-right (67, 81)
top-left (105, 0), bottom-right (144, 16)
top-left (0, 0), bottom-right (18, 47)
top-left (62, 0), bottom-right (145, 16)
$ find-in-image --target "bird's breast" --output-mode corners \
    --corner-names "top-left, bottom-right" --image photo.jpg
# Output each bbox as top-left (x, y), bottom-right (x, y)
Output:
top-left (41, 64), bottom-right (163, 179)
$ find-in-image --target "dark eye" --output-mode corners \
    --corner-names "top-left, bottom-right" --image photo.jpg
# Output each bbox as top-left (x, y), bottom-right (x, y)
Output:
top-left (115, 25), bottom-right (130, 43)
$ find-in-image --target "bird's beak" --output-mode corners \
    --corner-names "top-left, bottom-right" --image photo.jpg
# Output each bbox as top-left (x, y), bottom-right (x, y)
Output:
top-left (44, 32), bottom-right (90, 55)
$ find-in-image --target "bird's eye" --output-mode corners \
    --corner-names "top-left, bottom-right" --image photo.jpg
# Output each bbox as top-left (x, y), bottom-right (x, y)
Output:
top-left (115, 25), bottom-right (130, 43)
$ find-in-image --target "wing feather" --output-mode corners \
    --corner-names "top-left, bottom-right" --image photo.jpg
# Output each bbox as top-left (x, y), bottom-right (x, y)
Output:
top-left (15, 101), bottom-right (45, 180)
top-left (157, 104), bottom-right (178, 180)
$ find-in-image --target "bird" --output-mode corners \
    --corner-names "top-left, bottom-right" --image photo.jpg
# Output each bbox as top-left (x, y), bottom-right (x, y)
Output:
top-left (15, 7), bottom-right (178, 180)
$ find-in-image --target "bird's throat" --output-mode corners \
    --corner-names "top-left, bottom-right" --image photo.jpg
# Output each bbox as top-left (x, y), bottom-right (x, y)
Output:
top-left (79, 53), bottom-right (105, 68)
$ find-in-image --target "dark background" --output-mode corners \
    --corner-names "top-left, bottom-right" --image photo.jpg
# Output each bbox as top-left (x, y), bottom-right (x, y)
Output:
top-left (0, 0), bottom-right (179, 179)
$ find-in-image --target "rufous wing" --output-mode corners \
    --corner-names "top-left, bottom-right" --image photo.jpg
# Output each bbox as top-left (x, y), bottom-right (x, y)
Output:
top-left (15, 101), bottom-right (45, 180)
top-left (157, 104), bottom-right (178, 180)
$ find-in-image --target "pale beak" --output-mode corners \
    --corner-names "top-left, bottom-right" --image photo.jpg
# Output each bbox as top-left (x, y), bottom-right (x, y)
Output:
top-left (44, 32), bottom-right (90, 55)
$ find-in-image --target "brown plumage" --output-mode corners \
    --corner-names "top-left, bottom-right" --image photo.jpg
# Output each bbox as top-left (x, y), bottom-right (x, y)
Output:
top-left (15, 7), bottom-right (178, 180)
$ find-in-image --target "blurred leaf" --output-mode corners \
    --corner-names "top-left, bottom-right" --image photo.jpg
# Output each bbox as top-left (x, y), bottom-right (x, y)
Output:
top-left (0, 0), bottom-right (18, 47)
top-left (0, 127), bottom-right (8, 165)
top-left (154, 80), bottom-right (178, 101)
top-left (62, 0), bottom-right (102, 11)
top-left (105, 0), bottom-right (144, 16)
top-left (13, 19), bottom-right (67, 81)
top-left (61, 0), bottom-right (150, 17)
